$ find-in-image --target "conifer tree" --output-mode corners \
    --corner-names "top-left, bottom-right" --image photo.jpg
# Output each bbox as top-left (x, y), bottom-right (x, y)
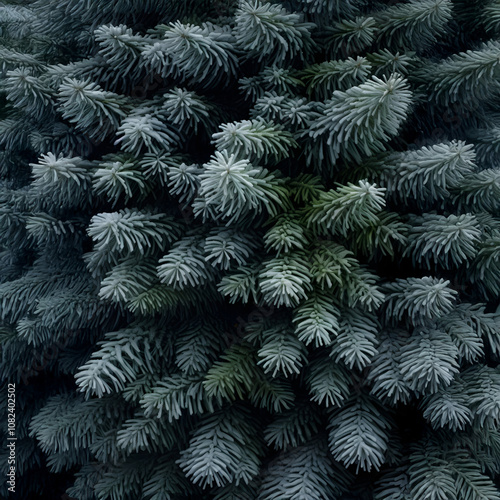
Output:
top-left (1, 0), bottom-right (500, 498)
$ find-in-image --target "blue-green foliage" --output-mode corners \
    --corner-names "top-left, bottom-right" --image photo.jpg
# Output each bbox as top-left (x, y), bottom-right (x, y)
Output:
top-left (1, 0), bottom-right (500, 498)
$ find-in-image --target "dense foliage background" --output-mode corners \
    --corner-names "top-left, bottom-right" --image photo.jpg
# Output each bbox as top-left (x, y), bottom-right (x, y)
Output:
top-left (2, 0), bottom-right (500, 498)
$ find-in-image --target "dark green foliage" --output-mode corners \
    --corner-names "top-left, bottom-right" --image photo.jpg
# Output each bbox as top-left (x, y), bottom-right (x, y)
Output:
top-left (1, 0), bottom-right (500, 498)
